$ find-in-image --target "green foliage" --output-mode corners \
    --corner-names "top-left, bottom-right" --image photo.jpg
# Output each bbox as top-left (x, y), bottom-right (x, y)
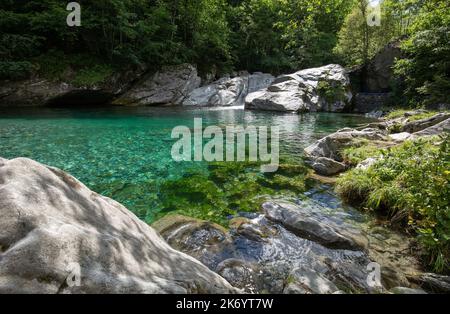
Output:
top-left (317, 79), bottom-right (347, 104)
top-left (333, 0), bottom-right (412, 67)
top-left (34, 51), bottom-right (113, 87)
top-left (386, 109), bottom-right (446, 121)
top-left (336, 137), bottom-right (450, 273)
top-left (1, 0), bottom-right (356, 80)
top-left (342, 141), bottom-right (386, 166)
top-left (156, 160), bottom-right (308, 226)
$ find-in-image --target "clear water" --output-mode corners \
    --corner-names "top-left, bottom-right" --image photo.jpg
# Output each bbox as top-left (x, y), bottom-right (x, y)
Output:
top-left (0, 107), bottom-right (374, 221)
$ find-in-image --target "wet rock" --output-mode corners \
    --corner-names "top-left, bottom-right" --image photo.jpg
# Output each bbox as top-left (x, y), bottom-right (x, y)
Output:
top-left (0, 158), bottom-right (236, 294)
top-left (285, 267), bottom-right (339, 294)
top-left (390, 287), bottom-right (427, 294)
top-left (262, 201), bottom-right (368, 251)
top-left (245, 64), bottom-right (352, 113)
top-left (216, 259), bottom-right (262, 293)
top-left (311, 157), bottom-right (347, 176)
top-left (408, 273), bottom-right (450, 293)
top-left (114, 63), bottom-right (201, 106)
top-left (402, 113), bottom-right (450, 133)
top-left (152, 215), bottom-right (231, 263)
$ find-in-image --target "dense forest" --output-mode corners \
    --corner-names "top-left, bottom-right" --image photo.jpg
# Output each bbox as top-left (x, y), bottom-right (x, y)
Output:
top-left (1, 0), bottom-right (449, 105)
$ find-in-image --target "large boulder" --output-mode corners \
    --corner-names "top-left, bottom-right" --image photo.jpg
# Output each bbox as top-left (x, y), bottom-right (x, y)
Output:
top-left (304, 128), bottom-right (387, 162)
top-left (183, 72), bottom-right (274, 107)
top-left (0, 158), bottom-right (236, 294)
top-left (245, 64), bottom-right (352, 113)
top-left (114, 63), bottom-right (201, 106)
top-left (262, 201), bottom-right (368, 251)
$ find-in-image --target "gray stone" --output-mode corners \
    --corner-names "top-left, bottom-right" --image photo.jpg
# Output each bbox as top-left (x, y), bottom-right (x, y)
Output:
top-left (286, 267), bottom-right (339, 294)
top-left (304, 128), bottom-right (386, 161)
top-left (183, 72), bottom-right (274, 107)
top-left (0, 158), bottom-right (236, 294)
top-left (356, 157), bottom-right (379, 170)
top-left (390, 287), bottom-right (427, 294)
top-left (245, 64), bottom-right (352, 113)
top-left (389, 132), bottom-right (412, 142)
top-left (402, 113), bottom-right (450, 133)
top-left (311, 157), bottom-right (347, 176)
top-left (262, 201), bottom-right (367, 251)
top-left (412, 118), bottom-right (450, 138)
top-left (114, 63), bottom-right (201, 106)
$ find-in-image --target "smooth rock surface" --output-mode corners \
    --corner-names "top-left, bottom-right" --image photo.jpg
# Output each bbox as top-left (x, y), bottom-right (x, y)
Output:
top-left (114, 64), bottom-right (201, 106)
top-left (311, 157), bottom-right (347, 176)
top-left (183, 73), bottom-right (274, 107)
top-left (245, 64), bottom-right (352, 113)
top-left (0, 158), bottom-right (235, 294)
top-left (262, 201), bottom-right (367, 251)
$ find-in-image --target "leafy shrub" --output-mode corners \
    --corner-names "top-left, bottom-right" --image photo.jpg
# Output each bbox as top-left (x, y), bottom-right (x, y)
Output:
top-left (336, 137), bottom-right (450, 273)
top-left (0, 61), bottom-right (33, 80)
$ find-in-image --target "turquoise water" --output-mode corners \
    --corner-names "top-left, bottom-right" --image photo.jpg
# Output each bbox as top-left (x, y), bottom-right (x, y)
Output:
top-left (0, 107), bottom-right (374, 221)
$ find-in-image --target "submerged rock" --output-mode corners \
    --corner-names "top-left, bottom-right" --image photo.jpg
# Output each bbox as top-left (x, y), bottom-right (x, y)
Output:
top-left (0, 158), bottom-right (236, 294)
top-left (154, 187), bottom-right (418, 294)
top-left (245, 64), bottom-right (352, 113)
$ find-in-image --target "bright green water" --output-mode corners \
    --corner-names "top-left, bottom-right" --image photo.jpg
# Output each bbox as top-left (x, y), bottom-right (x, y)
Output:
top-left (0, 107), bottom-right (374, 222)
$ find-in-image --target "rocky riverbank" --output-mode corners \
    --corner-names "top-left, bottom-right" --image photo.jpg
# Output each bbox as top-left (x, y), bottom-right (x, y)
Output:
top-left (0, 157), bottom-right (237, 294)
top-left (1, 63), bottom-right (354, 113)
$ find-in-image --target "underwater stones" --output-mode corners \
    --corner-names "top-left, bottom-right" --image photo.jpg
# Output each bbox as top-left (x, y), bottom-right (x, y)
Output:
top-left (262, 201), bottom-right (368, 251)
top-left (153, 215), bottom-right (230, 255)
top-left (245, 64), bottom-right (352, 113)
top-left (216, 259), bottom-right (262, 293)
top-left (0, 158), bottom-right (235, 294)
